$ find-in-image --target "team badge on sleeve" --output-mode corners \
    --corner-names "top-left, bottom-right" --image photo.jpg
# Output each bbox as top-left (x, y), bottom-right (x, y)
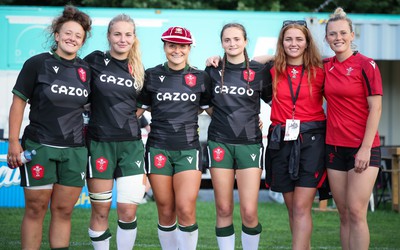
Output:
top-left (184, 73), bottom-right (197, 87)
top-left (154, 154), bottom-right (167, 168)
top-left (96, 157), bottom-right (108, 173)
top-left (243, 69), bottom-right (255, 82)
top-left (213, 147), bottom-right (225, 162)
top-left (78, 67), bottom-right (87, 82)
top-left (31, 165), bottom-right (44, 180)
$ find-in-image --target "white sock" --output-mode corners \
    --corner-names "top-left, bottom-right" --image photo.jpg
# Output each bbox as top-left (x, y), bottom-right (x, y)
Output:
top-left (217, 234), bottom-right (235, 250)
top-left (88, 228), bottom-right (111, 250)
top-left (216, 224), bottom-right (235, 250)
top-left (158, 223), bottom-right (178, 250)
top-left (116, 219), bottom-right (137, 249)
top-left (177, 223), bottom-right (199, 250)
top-left (241, 223), bottom-right (262, 250)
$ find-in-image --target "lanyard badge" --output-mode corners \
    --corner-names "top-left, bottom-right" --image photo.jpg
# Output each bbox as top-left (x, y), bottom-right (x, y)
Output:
top-left (284, 66), bottom-right (304, 141)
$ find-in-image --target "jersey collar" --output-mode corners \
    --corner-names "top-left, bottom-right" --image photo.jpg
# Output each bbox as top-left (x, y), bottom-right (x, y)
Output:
top-left (163, 62), bottom-right (190, 72)
top-left (50, 50), bottom-right (76, 63)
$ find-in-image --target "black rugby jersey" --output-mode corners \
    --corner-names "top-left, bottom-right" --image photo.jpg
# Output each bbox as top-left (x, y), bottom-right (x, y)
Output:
top-left (138, 63), bottom-right (211, 150)
top-left (84, 51), bottom-right (141, 142)
top-left (205, 60), bottom-right (272, 144)
top-left (13, 51), bottom-right (91, 147)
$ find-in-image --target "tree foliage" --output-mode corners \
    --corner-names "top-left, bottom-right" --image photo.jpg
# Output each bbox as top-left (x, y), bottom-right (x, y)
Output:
top-left (0, 0), bottom-right (399, 14)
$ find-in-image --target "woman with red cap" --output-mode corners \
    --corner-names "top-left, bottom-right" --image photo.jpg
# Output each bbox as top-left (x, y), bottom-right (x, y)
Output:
top-left (137, 26), bottom-right (211, 250)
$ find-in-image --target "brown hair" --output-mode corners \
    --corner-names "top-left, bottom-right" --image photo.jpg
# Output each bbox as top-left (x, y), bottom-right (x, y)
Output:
top-left (49, 5), bottom-right (92, 51)
top-left (219, 23), bottom-right (251, 89)
top-left (108, 14), bottom-right (144, 90)
top-left (273, 23), bottom-right (322, 100)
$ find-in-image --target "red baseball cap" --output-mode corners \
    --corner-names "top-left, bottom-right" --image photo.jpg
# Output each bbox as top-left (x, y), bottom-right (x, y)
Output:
top-left (161, 26), bottom-right (193, 44)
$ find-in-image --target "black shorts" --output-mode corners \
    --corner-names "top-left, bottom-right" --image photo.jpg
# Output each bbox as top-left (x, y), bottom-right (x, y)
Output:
top-left (266, 132), bottom-right (326, 193)
top-left (325, 144), bottom-right (381, 171)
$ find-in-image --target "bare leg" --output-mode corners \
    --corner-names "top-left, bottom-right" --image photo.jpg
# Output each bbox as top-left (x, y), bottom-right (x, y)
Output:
top-left (49, 184), bottom-right (82, 248)
top-left (210, 168), bottom-right (235, 227)
top-left (21, 188), bottom-right (52, 250)
top-left (236, 168), bottom-right (262, 228)
top-left (328, 169), bottom-right (350, 250)
top-left (347, 167), bottom-right (379, 250)
top-left (87, 179), bottom-right (113, 231)
top-left (291, 187), bottom-right (317, 250)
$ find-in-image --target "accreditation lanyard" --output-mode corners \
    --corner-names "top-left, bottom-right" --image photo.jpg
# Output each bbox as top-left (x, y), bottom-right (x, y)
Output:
top-left (287, 66), bottom-right (305, 120)
top-left (284, 66), bottom-right (304, 141)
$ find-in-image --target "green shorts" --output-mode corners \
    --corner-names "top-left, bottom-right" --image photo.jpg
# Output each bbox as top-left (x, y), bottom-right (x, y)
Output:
top-left (88, 140), bottom-right (145, 179)
top-left (207, 140), bottom-right (263, 170)
top-left (20, 139), bottom-right (88, 187)
top-left (145, 147), bottom-right (202, 176)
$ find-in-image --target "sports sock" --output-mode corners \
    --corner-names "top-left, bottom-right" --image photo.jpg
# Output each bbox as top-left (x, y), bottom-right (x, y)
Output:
top-left (116, 218), bottom-right (137, 249)
top-left (241, 223), bottom-right (262, 250)
top-left (216, 224), bottom-right (235, 250)
top-left (157, 222), bottom-right (178, 250)
top-left (88, 228), bottom-right (111, 250)
top-left (177, 223), bottom-right (199, 250)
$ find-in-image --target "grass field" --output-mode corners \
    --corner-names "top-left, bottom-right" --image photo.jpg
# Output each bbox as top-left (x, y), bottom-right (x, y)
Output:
top-left (1, 198), bottom-right (399, 250)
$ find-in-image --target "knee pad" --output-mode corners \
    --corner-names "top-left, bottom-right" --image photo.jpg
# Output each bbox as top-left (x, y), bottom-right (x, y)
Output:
top-left (116, 175), bottom-right (146, 204)
top-left (89, 190), bottom-right (112, 203)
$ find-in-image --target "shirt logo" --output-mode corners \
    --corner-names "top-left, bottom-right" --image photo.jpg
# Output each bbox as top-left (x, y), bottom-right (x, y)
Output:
top-left (329, 66), bottom-right (335, 71)
top-left (78, 67), bottom-right (87, 82)
top-left (95, 157), bottom-right (108, 173)
top-left (370, 60), bottom-right (376, 69)
top-left (243, 69), bottom-right (255, 82)
top-left (185, 73), bottom-right (197, 87)
top-left (346, 67), bottom-right (353, 76)
top-left (187, 156), bottom-right (193, 164)
top-left (159, 75), bottom-right (166, 82)
top-left (104, 58), bottom-right (110, 66)
top-left (154, 154), bottom-right (167, 169)
top-left (52, 66), bottom-right (59, 73)
top-left (328, 153), bottom-right (335, 164)
top-left (31, 164), bottom-right (44, 180)
top-left (290, 68), bottom-right (299, 79)
top-left (213, 147), bottom-right (225, 162)
top-left (250, 154), bottom-right (256, 161)
top-left (135, 161), bottom-right (142, 168)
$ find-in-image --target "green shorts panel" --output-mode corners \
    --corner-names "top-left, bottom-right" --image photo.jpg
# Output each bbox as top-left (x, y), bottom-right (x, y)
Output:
top-left (20, 139), bottom-right (88, 187)
top-left (145, 147), bottom-right (201, 176)
top-left (88, 140), bottom-right (145, 179)
top-left (207, 141), bottom-right (263, 170)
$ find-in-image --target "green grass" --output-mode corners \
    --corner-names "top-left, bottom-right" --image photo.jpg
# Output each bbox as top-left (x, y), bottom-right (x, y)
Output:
top-left (0, 200), bottom-right (399, 249)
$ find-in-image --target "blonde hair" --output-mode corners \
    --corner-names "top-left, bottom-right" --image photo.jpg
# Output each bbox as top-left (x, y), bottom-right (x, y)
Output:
top-left (325, 7), bottom-right (353, 33)
top-left (273, 23), bottom-right (322, 100)
top-left (108, 14), bottom-right (144, 90)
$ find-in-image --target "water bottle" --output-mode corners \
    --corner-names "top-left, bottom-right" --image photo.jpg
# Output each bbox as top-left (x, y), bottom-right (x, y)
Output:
top-left (20, 149), bottom-right (36, 164)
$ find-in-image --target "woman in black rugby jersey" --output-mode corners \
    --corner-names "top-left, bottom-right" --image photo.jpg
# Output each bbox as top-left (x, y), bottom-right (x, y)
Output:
top-left (7, 6), bottom-right (92, 250)
top-left (205, 23), bottom-right (272, 250)
top-left (137, 26), bottom-right (211, 250)
top-left (84, 14), bottom-right (146, 249)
